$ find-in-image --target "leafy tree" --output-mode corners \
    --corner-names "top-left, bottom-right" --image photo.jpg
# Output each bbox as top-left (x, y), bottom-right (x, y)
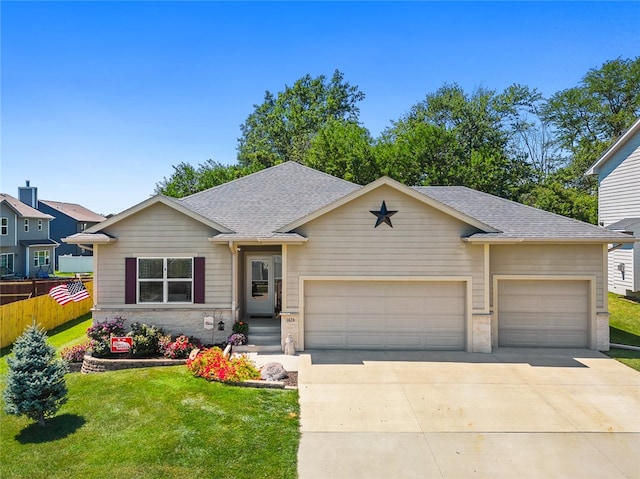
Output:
top-left (3, 325), bottom-right (68, 427)
top-left (237, 70), bottom-right (365, 167)
top-left (375, 84), bottom-right (531, 199)
top-left (531, 56), bottom-right (640, 222)
top-left (155, 160), bottom-right (263, 198)
top-left (305, 119), bottom-right (378, 184)
top-left (543, 57), bottom-right (640, 151)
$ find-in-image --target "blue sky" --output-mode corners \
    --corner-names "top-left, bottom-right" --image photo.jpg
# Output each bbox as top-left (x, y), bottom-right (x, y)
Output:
top-left (2, 1), bottom-right (638, 216)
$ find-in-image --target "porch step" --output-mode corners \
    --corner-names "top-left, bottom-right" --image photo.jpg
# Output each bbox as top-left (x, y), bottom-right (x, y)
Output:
top-left (235, 322), bottom-right (281, 353)
top-left (234, 344), bottom-right (282, 353)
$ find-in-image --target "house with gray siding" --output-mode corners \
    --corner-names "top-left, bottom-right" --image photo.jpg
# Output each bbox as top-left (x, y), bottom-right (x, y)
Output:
top-left (1, 192), bottom-right (57, 278)
top-left (586, 118), bottom-right (640, 296)
top-left (17, 181), bottom-right (106, 270)
top-left (65, 162), bottom-right (633, 353)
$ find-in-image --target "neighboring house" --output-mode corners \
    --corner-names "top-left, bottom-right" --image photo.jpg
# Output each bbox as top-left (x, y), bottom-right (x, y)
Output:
top-left (586, 118), bottom-right (640, 297)
top-left (0, 193), bottom-right (57, 278)
top-left (38, 200), bottom-right (106, 268)
top-left (65, 162), bottom-right (633, 353)
top-left (17, 181), bottom-right (106, 271)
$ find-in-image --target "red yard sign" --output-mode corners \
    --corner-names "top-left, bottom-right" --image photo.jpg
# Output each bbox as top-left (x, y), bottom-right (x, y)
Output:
top-left (110, 337), bottom-right (133, 353)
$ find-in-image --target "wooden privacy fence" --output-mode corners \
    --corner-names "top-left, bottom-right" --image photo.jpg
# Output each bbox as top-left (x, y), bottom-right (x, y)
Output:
top-left (0, 282), bottom-right (93, 349)
top-left (1, 278), bottom-right (90, 305)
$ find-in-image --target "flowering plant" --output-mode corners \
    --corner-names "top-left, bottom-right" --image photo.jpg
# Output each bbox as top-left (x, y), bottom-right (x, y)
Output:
top-left (159, 334), bottom-right (202, 359)
top-left (86, 317), bottom-right (127, 357)
top-left (186, 347), bottom-right (260, 383)
top-left (60, 341), bottom-right (91, 363)
top-left (232, 321), bottom-right (249, 335)
top-left (227, 333), bottom-right (247, 346)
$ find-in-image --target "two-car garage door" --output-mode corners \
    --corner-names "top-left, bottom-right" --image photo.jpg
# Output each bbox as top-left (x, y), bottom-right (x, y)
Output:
top-left (304, 280), bottom-right (466, 350)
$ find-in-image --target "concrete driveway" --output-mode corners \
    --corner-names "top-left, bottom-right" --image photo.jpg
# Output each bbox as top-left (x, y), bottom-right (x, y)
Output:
top-left (297, 348), bottom-right (640, 479)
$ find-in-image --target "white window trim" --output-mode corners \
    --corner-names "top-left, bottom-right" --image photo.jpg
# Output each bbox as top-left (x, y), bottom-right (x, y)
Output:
top-left (1, 253), bottom-right (14, 276)
top-left (24, 219), bottom-right (29, 232)
top-left (137, 257), bottom-right (194, 304)
top-left (38, 219), bottom-right (43, 231)
top-left (33, 250), bottom-right (50, 267)
top-left (1, 217), bottom-right (7, 235)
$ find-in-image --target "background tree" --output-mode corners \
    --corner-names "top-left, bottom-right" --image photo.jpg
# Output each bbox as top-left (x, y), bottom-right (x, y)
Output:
top-left (524, 56), bottom-right (640, 222)
top-left (4, 325), bottom-right (68, 427)
top-left (305, 119), bottom-right (378, 184)
top-left (155, 160), bottom-right (263, 198)
top-left (374, 84), bottom-right (531, 199)
top-left (237, 70), bottom-right (365, 168)
top-left (155, 57), bottom-right (639, 221)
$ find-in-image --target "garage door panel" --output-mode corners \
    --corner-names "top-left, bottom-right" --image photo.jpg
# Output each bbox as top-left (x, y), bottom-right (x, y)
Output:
top-left (304, 280), bottom-right (466, 350)
top-left (498, 280), bottom-right (589, 348)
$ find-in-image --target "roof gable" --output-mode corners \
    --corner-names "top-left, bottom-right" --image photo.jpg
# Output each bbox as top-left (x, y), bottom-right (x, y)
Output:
top-left (586, 118), bottom-right (640, 176)
top-left (0, 193), bottom-right (54, 220)
top-left (278, 176), bottom-right (499, 233)
top-left (84, 195), bottom-right (232, 234)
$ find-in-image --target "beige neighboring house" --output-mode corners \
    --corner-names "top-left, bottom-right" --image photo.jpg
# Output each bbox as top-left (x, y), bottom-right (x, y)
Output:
top-left (64, 162), bottom-right (633, 353)
top-left (587, 118), bottom-right (640, 297)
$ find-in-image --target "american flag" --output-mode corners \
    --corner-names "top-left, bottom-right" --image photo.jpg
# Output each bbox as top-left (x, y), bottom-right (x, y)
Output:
top-left (49, 281), bottom-right (90, 305)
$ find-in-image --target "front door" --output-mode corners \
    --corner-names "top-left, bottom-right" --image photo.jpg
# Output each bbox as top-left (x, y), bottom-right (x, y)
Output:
top-left (245, 255), bottom-right (274, 316)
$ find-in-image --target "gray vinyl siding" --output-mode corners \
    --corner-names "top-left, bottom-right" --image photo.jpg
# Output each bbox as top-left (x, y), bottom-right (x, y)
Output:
top-left (285, 185), bottom-right (485, 311)
top-left (489, 244), bottom-right (605, 309)
top-left (95, 202), bottom-right (231, 307)
top-left (0, 203), bottom-right (17, 246)
top-left (598, 139), bottom-right (640, 226)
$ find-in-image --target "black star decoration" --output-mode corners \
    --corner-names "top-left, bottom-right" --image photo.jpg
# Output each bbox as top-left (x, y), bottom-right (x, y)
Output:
top-left (370, 201), bottom-right (398, 228)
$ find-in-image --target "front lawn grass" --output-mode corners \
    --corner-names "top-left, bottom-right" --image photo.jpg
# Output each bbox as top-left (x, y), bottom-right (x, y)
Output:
top-left (0, 317), bottom-right (300, 479)
top-left (606, 293), bottom-right (640, 372)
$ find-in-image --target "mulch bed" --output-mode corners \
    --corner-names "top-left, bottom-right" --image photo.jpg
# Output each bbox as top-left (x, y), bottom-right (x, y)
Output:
top-left (282, 371), bottom-right (298, 388)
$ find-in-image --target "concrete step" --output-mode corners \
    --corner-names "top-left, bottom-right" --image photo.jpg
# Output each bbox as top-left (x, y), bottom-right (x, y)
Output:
top-left (249, 324), bottom-right (280, 334)
top-left (234, 344), bottom-right (282, 353)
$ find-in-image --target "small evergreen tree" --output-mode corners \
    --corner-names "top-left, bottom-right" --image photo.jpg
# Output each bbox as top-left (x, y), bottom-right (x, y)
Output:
top-left (3, 324), bottom-right (68, 427)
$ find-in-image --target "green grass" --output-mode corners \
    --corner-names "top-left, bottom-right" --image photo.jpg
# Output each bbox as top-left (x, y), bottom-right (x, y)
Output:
top-left (606, 293), bottom-right (640, 371)
top-left (0, 317), bottom-right (300, 479)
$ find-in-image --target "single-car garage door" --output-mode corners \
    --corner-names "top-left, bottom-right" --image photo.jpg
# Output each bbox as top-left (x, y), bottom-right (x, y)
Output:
top-left (304, 280), bottom-right (466, 350)
top-left (498, 280), bottom-right (589, 348)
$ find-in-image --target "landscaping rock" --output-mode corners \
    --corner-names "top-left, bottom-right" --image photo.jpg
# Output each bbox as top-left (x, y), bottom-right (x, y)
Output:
top-left (261, 362), bottom-right (287, 381)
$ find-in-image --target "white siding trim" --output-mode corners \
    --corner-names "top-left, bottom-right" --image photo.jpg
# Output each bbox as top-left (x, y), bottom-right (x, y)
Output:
top-left (282, 244), bottom-right (289, 311)
top-left (298, 275), bottom-right (473, 351)
top-left (483, 244), bottom-right (490, 313)
top-left (492, 275), bottom-right (596, 349)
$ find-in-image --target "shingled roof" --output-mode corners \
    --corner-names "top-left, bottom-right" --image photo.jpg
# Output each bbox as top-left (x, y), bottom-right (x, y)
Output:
top-left (39, 200), bottom-right (106, 223)
top-left (70, 162), bottom-right (634, 245)
top-left (178, 162), bottom-right (361, 236)
top-left (414, 186), bottom-right (632, 243)
top-left (0, 193), bottom-right (53, 219)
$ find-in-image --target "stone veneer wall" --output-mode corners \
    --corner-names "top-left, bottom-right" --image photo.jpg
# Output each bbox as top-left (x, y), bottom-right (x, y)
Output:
top-left (81, 355), bottom-right (186, 374)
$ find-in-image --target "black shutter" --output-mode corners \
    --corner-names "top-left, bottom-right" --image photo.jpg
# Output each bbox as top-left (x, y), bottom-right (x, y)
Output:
top-left (125, 257), bottom-right (137, 304)
top-left (194, 257), bottom-right (205, 304)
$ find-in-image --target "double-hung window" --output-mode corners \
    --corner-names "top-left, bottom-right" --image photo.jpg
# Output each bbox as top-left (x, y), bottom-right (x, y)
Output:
top-left (138, 257), bottom-right (193, 303)
top-left (1, 218), bottom-right (7, 235)
top-left (24, 219), bottom-right (29, 232)
top-left (34, 250), bottom-right (50, 267)
top-left (1, 253), bottom-right (14, 276)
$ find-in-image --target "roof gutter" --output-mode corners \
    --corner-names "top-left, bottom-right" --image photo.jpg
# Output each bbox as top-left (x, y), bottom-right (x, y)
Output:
top-left (462, 237), bottom-right (637, 245)
top-left (209, 236), bottom-right (308, 245)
